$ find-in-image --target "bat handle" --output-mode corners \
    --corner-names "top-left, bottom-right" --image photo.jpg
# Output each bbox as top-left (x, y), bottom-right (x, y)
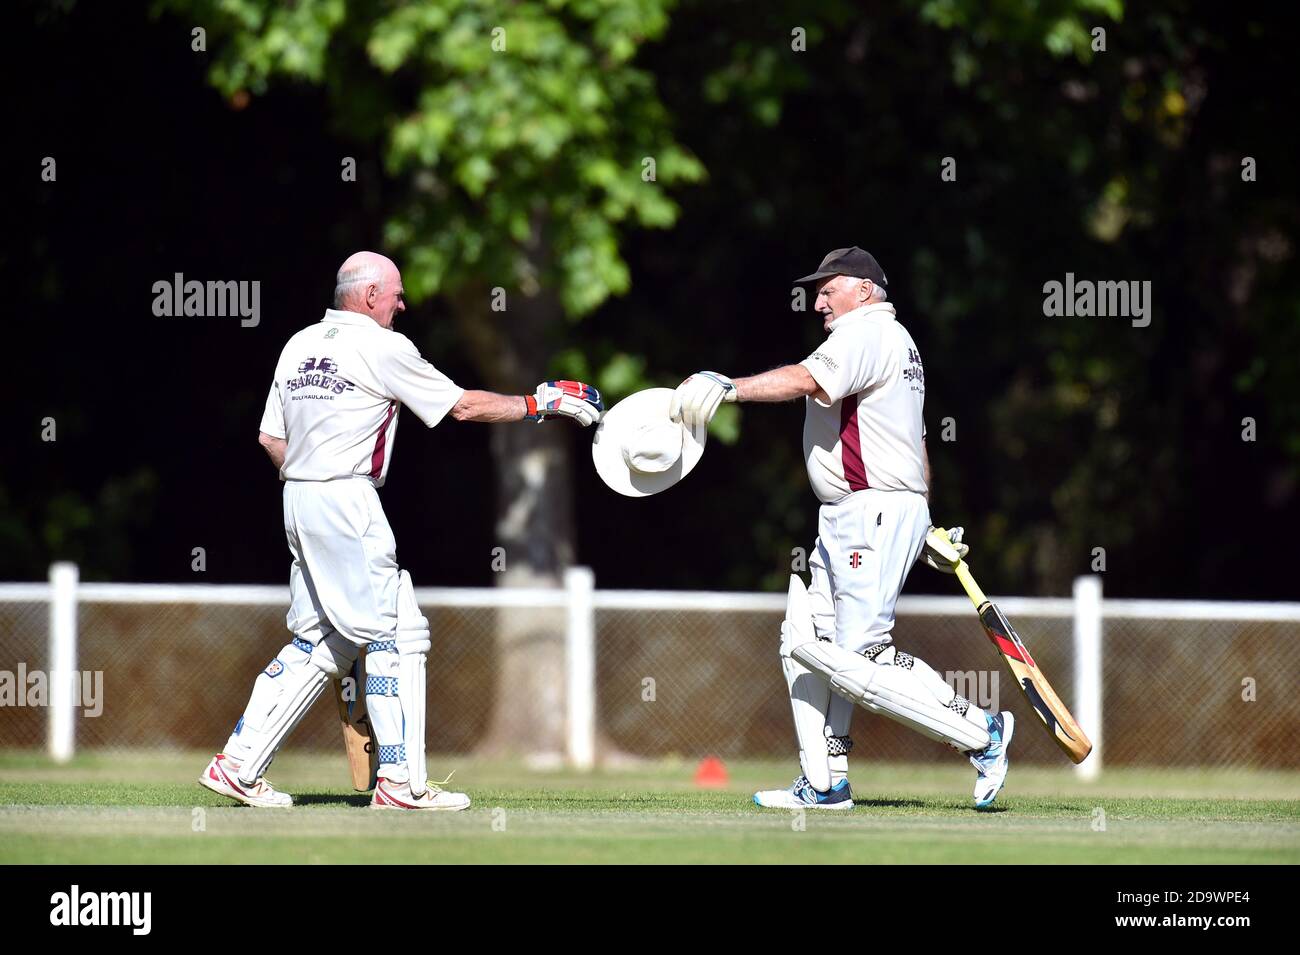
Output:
top-left (954, 561), bottom-right (988, 608)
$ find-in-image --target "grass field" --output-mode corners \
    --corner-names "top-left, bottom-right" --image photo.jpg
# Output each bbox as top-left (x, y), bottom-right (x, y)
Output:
top-left (2, 750), bottom-right (1298, 864)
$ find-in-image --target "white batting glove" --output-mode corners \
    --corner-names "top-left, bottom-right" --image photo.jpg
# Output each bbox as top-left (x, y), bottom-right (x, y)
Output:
top-left (920, 525), bottom-right (968, 574)
top-left (668, 371), bottom-right (736, 428)
top-left (525, 380), bottom-right (604, 427)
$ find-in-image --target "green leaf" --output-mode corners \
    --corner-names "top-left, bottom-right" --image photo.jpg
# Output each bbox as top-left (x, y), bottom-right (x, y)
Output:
top-left (709, 403), bottom-right (741, 445)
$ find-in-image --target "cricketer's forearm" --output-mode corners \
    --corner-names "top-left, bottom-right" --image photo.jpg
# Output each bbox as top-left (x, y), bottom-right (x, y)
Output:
top-left (450, 389), bottom-right (529, 423)
top-left (733, 364), bottom-right (828, 404)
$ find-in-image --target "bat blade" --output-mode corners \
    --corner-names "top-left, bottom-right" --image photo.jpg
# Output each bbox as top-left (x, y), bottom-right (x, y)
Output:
top-left (977, 601), bottom-right (1092, 764)
top-left (335, 651), bottom-right (378, 791)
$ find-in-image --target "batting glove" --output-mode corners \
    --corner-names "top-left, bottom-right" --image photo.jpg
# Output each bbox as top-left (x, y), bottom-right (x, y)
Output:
top-left (920, 525), bottom-right (968, 574)
top-left (668, 371), bottom-right (736, 428)
top-left (525, 380), bottom-right (604, 427)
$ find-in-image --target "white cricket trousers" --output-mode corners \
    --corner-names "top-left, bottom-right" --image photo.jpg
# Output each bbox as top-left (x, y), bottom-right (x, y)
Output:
top-left (283, 478), bottom-right (399, 648)
top-left (808, 488), bottom-right (931, 653)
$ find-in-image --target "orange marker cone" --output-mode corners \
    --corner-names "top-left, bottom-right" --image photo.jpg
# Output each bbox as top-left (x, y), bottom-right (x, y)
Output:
top-left (694, 755), bottom-right (728, 788)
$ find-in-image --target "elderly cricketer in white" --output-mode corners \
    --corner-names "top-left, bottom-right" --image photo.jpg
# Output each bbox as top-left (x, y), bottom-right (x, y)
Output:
top-left (200, 251), bottom-right (602, 811)
top-left (671, 247), bottom-right (1014, 810)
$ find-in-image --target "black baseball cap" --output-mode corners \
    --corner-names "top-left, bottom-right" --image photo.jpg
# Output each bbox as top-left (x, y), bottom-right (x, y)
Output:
top-left (794, 246), bottom-right (888, 286)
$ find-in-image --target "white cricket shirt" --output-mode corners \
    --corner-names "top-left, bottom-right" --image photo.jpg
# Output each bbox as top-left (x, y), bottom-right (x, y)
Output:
top-left (259, 309), bottom-right (464, 487)
top-left (800, 302), bottom-right (928, 504)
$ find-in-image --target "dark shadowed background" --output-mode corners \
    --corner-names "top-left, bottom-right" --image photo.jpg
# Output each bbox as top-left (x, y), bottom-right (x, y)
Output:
top-left (4, 0), bottom-right (1296, 599)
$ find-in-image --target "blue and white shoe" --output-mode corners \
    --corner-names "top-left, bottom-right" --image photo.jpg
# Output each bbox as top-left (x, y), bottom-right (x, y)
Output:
top-left (753, 775), bottom-right (854, 811)
top-left (970, 711), bottom-right (1015, 809)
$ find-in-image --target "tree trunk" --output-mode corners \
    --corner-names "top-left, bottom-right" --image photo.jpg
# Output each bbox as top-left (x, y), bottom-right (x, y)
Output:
top-left (448, 278), bottom-right (574, 760)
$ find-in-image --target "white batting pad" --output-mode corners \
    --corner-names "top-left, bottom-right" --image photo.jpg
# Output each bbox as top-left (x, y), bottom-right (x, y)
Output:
top-left (779, 575), bottom-right (834, 791)
top-left (398, 653), bottom-right (428, 794)
top-left (223, 639), bottom-right (313, 764)
top-left (237, 660), bottom-right (330, 784)
top-left (396, 570), bottom-right (431, 793)
top-left (793, 641), bottom-right (990, 753)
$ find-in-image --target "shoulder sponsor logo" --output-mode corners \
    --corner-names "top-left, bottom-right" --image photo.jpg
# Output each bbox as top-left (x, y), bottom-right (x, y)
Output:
top-left (809, 351), bottom-right (839, 373)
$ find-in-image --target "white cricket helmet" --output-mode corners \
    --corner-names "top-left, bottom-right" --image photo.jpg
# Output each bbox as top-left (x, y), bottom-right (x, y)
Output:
top-left (591, 387), bottom-right (708, 497)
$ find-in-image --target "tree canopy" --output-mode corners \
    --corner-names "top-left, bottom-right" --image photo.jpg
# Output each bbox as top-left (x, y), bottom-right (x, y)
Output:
top-left (7, 0), bottom-right (1296, 601)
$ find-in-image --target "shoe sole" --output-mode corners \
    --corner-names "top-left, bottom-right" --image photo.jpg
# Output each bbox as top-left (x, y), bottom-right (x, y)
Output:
top-left (975, 713), bottom-right (1016, 809)
top-left (752, 794), bottom-right (855, 811)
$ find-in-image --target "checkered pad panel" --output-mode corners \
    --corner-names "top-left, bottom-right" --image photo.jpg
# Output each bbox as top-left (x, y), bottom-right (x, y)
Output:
top-left (366, 675), bottom-right (398, 696)
top-left (827, 735), bottom-right (854, 757)
top-left (377, 744), bottom-right (406, 764)
top-left (864, 645), bottom-right (915, 669)
top-left (291, 637), bottom-right (314, 655)
top-left (368, 640), bottom-right (397, 653)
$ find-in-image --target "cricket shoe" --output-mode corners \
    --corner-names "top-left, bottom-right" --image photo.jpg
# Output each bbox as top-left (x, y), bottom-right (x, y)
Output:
top-left (371, 777), bottom-right (471, 812)
top-left (198, 754), bottom-right (293, 808)
top-left (753, 775), bottom-right (854, 811)
top-left (969, 711), bottom-right (1015, 809)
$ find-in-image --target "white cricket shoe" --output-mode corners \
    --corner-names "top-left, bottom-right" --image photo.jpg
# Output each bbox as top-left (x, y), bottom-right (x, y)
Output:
top-left (370, 776), bottom-right (471, 812)
top-left (753, 775), bottom-right (854, 811)
top-left (970, 711), bottom-right (1015, 809)
top-left (198, 753), bottom-right (293, 808)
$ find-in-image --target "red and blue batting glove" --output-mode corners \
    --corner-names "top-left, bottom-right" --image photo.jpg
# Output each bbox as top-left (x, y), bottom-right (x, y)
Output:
top-left (525, 380), bottom-right (604, 426)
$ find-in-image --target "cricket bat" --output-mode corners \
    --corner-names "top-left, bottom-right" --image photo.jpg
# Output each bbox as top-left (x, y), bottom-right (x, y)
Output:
top-left (927, 527), bottom-right (1093, 764)
top-left (335, 650), bottom-right (378, 791)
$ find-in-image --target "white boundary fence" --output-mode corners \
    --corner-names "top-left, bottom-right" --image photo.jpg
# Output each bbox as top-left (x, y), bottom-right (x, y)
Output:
top-left (5, 563), bottom-right (1300, 777)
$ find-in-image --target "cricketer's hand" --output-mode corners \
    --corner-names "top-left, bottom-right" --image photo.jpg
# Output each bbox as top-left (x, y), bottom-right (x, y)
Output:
top-left (920, 525), bottom-right (968, 573)
top-left (669, 371), bottom-right (736, 428)
top-left (525, 380), bottom-right (604, 427)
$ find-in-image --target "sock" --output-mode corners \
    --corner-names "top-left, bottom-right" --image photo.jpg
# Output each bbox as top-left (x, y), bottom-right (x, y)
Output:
top-left (829, 754), bottom-right (849, 788)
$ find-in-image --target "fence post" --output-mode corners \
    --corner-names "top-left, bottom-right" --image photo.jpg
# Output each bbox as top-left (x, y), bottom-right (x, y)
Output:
top-left (48, 561), bottom-right (79, 763)
top-left (1072, 574), bottom-right (1103, 780)
top-left (565, 566), bottom-right (596, 770)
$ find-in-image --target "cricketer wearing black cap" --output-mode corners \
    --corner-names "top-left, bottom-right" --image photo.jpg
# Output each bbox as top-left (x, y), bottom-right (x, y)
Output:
top-left (794, 246), bottom-right (889, 287)
top-left (668, 241), bottom-right (1011, 813)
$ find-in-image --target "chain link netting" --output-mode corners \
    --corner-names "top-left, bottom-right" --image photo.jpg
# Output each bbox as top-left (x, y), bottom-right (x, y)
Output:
top-left (1, 593), bottom-right (1296, 768)
top-left (1101, 616), bottom-right (1296, 768)
top-left (596, 608), bottom-right (1078, 764)
top-left (0, 602), bottom-right (48, 751)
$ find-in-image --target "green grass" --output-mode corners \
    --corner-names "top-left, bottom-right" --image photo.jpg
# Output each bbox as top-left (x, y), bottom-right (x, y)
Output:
top-left (1, 750), bottom-right (1297, 864)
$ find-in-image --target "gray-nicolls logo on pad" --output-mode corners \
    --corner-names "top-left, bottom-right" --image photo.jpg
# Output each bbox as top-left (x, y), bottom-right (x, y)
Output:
top-left (49, 885), bottom-right (152, 935)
